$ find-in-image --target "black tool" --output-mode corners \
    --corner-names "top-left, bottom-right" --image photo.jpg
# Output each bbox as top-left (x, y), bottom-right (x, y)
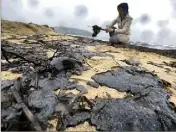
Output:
top-left (89, 25), bottom-right (117, 37)
top-left (91, 25), bottom-right (106, 37)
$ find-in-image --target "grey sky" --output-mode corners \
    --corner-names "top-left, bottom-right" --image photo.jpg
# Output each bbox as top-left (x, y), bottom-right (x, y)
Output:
top-left (1, 0), bottom-right (176, 48)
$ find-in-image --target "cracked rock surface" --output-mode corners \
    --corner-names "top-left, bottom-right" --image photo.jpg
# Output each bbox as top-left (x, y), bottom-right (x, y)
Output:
top-left (91, 66), bottom-right (176, 131)
top-left (92, 66), bottom-right (164, 93)
top-left (91, 97), bottom-right (176, 131)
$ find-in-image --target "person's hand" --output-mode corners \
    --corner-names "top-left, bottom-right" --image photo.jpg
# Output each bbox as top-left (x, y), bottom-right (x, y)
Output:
top-left (106, 28), bottom-right (114, 33)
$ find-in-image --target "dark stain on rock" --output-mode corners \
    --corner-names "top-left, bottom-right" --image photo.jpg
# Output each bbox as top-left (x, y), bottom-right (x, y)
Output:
top-left (87, 81), bottom-right (99, 88)
top-left (121, 59), bottom-right (141, 66)
top-left (92, 66), bottom-right (163, 93)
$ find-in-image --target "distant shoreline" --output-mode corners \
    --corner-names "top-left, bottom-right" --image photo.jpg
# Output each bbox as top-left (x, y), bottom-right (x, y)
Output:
top-left (65, 34), bottom-right (176, 58)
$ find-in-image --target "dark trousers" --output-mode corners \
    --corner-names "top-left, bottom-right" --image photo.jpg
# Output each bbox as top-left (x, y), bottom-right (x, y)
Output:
top-left (109, 27), bottom-right (121, 44)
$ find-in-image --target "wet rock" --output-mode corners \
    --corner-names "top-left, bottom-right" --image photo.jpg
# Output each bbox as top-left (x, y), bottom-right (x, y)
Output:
top-left (55, 102), bottom-right (70, 116)
top-left (1, 91), bottom-right (13, 109)
top-left (133, 87), bottom-right (176, 118)
top-left (58, 93), bottom-right (76, 103)
top-left (91, 98), bottom-right (176, 131)
top-left (72, 62), bottom-right (84, 73)
top-left (92, 66), bottom-right (163, 93)
top-left (28, 90), bottom-right (57, 120)
top-left (1, 107), bottom-right (22, 131)
top-left (154, 109), bottom-right (176, 130)
top-left (87, 81), bottom-right (99, 88)
top-left (1, 80), bottom-right (14, 90)
top-left (1, 107), bottom-right (22, 121)
top-left (63, 110), bottom-right (91, 127)
top-left (91, 99), bottom-right (160, 131)
top-left (91, 66), bottom-right (176, 131)
top-left (50, 57), bottom-right (83, 72)
top-left (65, 72), bottom-right (72, 78)
top-left (55, 92), bottom-right (92, 131)
top-left (72, 46), bottom-right (88, 53)
top-left (66, 83), bottom-right (78, 90)
top-left (39, 77), bottom-right (68, 91)
top-left (76, 85), bottom-right (88, 94)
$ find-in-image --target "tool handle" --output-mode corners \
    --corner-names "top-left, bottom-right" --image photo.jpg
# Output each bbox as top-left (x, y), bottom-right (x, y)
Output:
top-left (88, 25), bottom-right (106, 31)
top-left (101, 28), bottom-right (106, 31)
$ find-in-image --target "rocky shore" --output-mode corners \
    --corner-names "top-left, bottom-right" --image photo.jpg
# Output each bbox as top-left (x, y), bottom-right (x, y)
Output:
top-left (1, 20), bottom-right (176, 131)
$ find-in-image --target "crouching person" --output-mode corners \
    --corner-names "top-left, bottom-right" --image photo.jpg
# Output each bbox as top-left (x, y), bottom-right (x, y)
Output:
top-left (106, 3), bottom-right (133, 47)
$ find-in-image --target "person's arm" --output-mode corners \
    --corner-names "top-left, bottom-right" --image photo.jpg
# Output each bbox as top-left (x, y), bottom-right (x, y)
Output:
top-left (114, 17), bottom-right (133, 34)
top-left (107, 17), bottom-right (119, 28)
